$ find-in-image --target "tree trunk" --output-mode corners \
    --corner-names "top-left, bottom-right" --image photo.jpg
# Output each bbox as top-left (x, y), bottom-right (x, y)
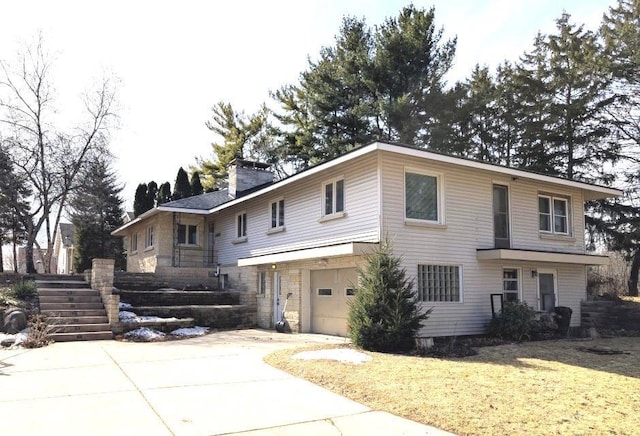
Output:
top-left (0, 243), bottom-right (3, 272)
top-left (628, 249), bottom-right (640, 297)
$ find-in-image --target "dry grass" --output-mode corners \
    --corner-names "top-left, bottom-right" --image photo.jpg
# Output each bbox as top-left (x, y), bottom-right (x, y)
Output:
top-left (265, 338), bottom-right (640, 435)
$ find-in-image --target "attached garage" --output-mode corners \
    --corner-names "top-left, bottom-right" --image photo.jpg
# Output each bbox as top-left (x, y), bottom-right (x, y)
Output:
top-left (310, 268), bottom-right (357, 336)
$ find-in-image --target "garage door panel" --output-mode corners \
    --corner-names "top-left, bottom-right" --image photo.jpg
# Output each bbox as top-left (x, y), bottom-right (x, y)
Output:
top-left (311, 268), bottom-right (357, 336)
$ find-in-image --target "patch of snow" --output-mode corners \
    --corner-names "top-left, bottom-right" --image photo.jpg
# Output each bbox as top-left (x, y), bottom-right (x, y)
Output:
top-left (119, 311), bottom-right (138, 321)
top-left (124, 327), bottom-right (165, 341)
top-left (292, 348), bottom-right (372, 365)
top-left (119, 301), bottom-right (133, 309)
top-left (137, 315), bottom-right (179, 322)
top-left (170, 326), bottom-right (209, 337)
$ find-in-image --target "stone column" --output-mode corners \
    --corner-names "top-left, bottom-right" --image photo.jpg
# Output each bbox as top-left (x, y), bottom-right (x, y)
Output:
top-left (91, 258), bottom-right (120, 332)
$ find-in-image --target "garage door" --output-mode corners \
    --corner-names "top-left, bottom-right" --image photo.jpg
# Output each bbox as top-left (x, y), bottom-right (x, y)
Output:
top-left (310, 268), bottom-right (357, 336)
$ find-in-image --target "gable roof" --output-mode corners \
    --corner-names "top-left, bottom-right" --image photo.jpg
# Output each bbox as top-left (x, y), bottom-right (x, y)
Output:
top-left (58, 223), bottom-right (74, 248)
top-left (112, 141), bottom-right (622, 236)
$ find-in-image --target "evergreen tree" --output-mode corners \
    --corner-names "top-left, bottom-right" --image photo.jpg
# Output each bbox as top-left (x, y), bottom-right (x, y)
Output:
top-left (348, 241), bottom-right (431, 352)
top-left (133, 183), bottom-right (149, 217)
top-left (146, 181), bottom-right (158, 210)
top-left (156, 182), bottom-right (172, 205)
top-left (173, 167), bottom-right (192, 200)
top-left (69, 159), bottom-right (125, 272)
top-left (190, 171), bottom-right (204, 196)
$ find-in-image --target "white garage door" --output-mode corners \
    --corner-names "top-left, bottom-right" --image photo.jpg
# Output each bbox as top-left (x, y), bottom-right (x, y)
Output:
top-left (310, 268), bottom-right (357, 336)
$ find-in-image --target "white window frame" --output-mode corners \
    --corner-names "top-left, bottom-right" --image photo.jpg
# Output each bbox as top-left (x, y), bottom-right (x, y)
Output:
top-left (257, 271), bottom-right (266, 296)
top-left (321, 177), bottom-right (345, 219)
top-left (145, 226), bottom-right (154, 249)
top-left (502, 267), bottom-right (521, 303)
top-left (417, 264), bottom-right (462, 303)
top-left (269, 198), bottom-right (285, 231)
top-left (130, 232), bottom-right (138, 254)
top-left (177, 224), bottom-right (198, 246)
top-left (235, 212), bottom-right (247, 242)
top-left (538, 194), bottom-right (571, 236)
top-left (404, 168), bottom-right (444, 225)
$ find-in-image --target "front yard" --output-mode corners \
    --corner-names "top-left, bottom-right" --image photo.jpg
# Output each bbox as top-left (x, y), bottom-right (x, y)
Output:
top-left (265, 337), bottom-right (640, 435)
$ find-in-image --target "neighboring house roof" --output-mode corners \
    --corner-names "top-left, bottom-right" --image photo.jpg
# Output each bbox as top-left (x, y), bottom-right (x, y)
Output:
top-left (59, 223), bottom-right (74, 248)
top-left (112, 141), bottom-right (623, 236)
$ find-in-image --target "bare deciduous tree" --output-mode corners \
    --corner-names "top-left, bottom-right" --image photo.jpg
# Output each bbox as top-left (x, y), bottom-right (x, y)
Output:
top-left (0, 34), bottom-right (118, 273)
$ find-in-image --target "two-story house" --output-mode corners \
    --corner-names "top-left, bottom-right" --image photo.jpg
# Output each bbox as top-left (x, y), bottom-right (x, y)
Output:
top-left (112, 142), bottom-right (621, 337)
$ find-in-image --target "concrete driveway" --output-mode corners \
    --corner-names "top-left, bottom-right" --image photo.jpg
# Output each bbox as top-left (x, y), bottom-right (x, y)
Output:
top-left (0, 329), bottom-right (452, 435)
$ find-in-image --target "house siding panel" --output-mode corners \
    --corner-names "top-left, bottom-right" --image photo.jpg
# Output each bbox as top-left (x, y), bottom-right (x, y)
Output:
top-left (379, 151), bottom-right (589, 337)
top-left (215, 153), bottom-right (381, 266)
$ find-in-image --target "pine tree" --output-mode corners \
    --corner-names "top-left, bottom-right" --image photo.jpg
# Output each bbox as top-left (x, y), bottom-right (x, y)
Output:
top-left (348, 241), bottom-right (431, 352)
top-left (173, 167), bottom-right (192, 200)
top-left (190, 171), bottom-right (204, 196)
top-left (156, 182), bottom-right (172, 205)
top-left (69, 159), bottom-right (125, 272)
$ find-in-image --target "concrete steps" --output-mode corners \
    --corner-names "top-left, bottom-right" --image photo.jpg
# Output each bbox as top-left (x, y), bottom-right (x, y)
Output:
top-left (36, 276), bottom-right (113, 342)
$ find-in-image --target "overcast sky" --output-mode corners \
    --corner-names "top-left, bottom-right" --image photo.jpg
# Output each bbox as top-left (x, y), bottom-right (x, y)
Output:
top-left (0, 0), bottom-right (617, 210)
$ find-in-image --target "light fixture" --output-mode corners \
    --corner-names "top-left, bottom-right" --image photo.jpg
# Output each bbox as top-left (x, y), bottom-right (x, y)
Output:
top-left (531, 269), bottom-right (538, 278)
top-left (271, 264), bottom-right (277, 270)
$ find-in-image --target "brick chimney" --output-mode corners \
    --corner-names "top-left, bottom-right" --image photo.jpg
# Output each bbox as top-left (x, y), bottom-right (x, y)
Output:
top-left (228, 159), bottom-right (273, 198)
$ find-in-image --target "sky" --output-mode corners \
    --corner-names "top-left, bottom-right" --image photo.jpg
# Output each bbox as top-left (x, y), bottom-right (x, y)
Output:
top-left (0, 0), bottom-right (618, 211)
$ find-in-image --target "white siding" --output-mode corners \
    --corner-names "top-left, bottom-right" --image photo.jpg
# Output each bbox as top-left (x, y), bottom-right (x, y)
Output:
top-left (379, 151), bottom-right (589, 336)
top-left (215, 153), bottom-right (381, 265)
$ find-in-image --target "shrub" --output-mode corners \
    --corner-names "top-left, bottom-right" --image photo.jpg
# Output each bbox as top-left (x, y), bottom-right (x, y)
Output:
top-left (8, 280), bottom-right (37, 301)
top-left (348, 241), bottom-right (431, 352)
top-left (486, 301), bottom-right (536, 341)
top-left (21, 314), bottom-right (53, 348)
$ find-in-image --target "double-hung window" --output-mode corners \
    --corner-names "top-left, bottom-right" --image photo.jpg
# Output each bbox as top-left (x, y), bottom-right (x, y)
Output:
top-left (177, 224), bottom-right (197, 245)
top-left (405, 170), bottom-right (442, 224)
top-left (130, 233), bottom-right (138, 253)
top-left (538, 195), bottom-right (570, 235)
top-left (236, 212), bottom-right (247, 239)
top-left (145, 226), bottom-right (154, 248)
top-left (503, 268), bottom-right (520, 302)
top-left (417, 264), bottom-right (461, 302)
top-left (323, 178), bottom-right (344, 217)
top-left (270, 199), bottom-right (285, 229)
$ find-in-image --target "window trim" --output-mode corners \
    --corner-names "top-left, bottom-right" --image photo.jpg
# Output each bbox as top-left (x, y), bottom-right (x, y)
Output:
top-left (177, 223), bottom-right (198, 246)
top-left (130, 232), bottom-right (138, 254)
top-left (269, 198), bottom-right (285, 231)
top-left (404, 167), bottom-right (445, 226)
top-left (538, 193), bottom-right (571, 236)
top-left (502, 267), bottom-right (522, 303)
top-left (145, 225), bottom-right (154, 249)
top-left (236, 211), bottom-right (247, 239)
top-left (321, 176), bottom-right (345, 218)
top-left (417, 263), bottom-right (463, 303)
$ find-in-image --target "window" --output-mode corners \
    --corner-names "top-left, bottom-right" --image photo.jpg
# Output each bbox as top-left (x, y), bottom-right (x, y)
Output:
top-left (503, 268), bottom-right (520, 302)
top-left (539, 195), bottom-right (570, 235)
top-left (417, 264), bottom-right (461, 302)
top-left (323, 178), bottom-right (344, 216)
top-left (145, 226), bottom-right (154, 248)
top-left (236, 212), bottom-right (247, 238)
top-left (318, 288), bottom-right (332, 296)
top-left (405, 171), bottom-right (441, 223)
top-left (270, 199), bottom-right (285, 229)
top-left (257, 271), bottom-right (266, 295)
top-left (177, 224), bottom-right (197, 245)
top-left (130, 233), bottom-right (138, 253)
top-left (345, 288), bottom-right (356, 297)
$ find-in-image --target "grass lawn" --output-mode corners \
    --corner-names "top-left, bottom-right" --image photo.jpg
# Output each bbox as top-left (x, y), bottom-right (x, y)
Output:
top-left (265, 337), bottom-right (640, 435)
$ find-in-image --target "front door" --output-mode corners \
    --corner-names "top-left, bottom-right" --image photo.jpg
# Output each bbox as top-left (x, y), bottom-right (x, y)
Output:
top-left (538, 271), bottom-right (556, 312)
top-left (272, 272), bottom-right (281, 325)
top-left (493, 184), bottom-right (510, 248)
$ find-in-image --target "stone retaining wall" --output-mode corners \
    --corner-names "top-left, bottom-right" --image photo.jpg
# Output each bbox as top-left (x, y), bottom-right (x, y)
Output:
top-left (581, 300), bottom-right (640, 332)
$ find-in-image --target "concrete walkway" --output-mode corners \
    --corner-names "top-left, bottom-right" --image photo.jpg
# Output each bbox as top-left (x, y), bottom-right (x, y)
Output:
top-left (0, 329), bottom-right (453, 435)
